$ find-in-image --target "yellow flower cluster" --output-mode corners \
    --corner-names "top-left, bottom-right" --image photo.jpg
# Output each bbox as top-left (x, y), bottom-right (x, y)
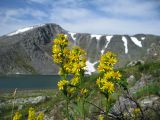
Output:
top-left (98, 51), bottom-right (117, 72)
top-left (13, 108), bottom-right (44, 120)
top-left (57, 80), bottom-right (69, 90)
top-left (133, 108), bottom-right (140, 115)
top-left (53, 34), bottom-right (68, 47)
top-left (52, 34), bottom-right (87, 91)
top-left (98, 114), bottom-right (104, 120)
top-left (52, 34), bottom-right (69, 64)
top-left (80, 88), bottom-right (88, 95)
top-left (67, 87), bottom-right (76, 94)
top-left (71, 76), bottom-right (80, 85)
top-left (96, 77), bottom-right (114, 94)
top-left (36, 112), bottom-right (44, 120)
top-left (66, 46), bottom-right (86, 75)
top-left (13, 112), bottom-right (22, 120)
top-left (28, 107), bottom-right (44, 120)
top-left (96, 51), bottom-right (121, 95)
top-left (28, 107), bottom-right (36, 120)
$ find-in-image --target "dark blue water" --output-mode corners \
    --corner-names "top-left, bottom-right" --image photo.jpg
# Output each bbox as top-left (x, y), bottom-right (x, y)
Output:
top-left (0, 75), bottom-right (66, 89)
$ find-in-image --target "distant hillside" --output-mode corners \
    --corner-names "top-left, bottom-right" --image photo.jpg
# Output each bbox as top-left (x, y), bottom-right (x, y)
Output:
top-left (0, 23), bottom-right (160, 75)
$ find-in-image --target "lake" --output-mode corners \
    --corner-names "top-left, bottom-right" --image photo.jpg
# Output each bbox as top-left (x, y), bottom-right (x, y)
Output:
top-left (0, 75), bottom-right (67, 89)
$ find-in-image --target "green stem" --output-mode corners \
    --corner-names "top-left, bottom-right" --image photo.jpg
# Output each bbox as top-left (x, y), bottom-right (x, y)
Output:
top-left (105, 97), bottom-right (109, 120)
top-left (66, 98), bottom-right (69, 120)
top-left (82, 98), bottom-right (85, 120)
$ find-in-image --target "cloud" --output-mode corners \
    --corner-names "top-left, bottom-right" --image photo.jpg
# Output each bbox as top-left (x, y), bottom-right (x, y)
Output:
top-left (1, 8), bottom-right (47, 20)
top-left (92, 0), bottom-right (160, 19)
top-left (59, 16), bottom-right (160, 35)
top-left (0, 7), bottom-right (48, 35)
top-left (49, 7), bottom-right (93, 23)
top-left (0, 0), bottom-right (160, 36)
top-left (47, 0), bottom-right (160, 35)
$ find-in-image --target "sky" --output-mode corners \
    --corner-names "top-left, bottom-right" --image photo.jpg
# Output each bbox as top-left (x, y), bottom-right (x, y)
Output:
top-left (0, 0), bottom-right (160, 36)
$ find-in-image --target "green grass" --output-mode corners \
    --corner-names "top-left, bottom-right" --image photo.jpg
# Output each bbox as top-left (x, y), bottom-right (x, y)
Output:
top-left (0, 89), bottom-right (63, 120)
top-left (133, 82), bottom-right (160, 99)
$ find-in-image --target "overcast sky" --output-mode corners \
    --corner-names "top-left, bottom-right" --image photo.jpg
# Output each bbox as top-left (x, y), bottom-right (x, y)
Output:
top-left (0, 0), bottom-right (160, 36)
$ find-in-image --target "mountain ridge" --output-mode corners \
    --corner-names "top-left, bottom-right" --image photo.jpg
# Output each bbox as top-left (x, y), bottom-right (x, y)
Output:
top-left (0, 23), bottom-right (160, 75)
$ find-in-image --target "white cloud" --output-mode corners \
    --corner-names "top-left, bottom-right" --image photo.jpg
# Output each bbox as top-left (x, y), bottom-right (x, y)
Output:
top-left (0, 0), bottom-right (160, 36)
top-left (93, 0), bottom-right (160, 19)
top-left (59, 17), bottom-right (160, 35)
top-left (49, 7), bottom-right (93, 22)
top-left (0, 8), bottom-right (47, 35)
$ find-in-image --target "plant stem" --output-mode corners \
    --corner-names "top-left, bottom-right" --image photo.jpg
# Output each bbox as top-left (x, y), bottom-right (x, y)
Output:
top-left (66, 98), bottom-right (69, 120)
top-left (105, 97), bottom-right (109, 120)
top-left (82, 98), bottom-right (85, 120)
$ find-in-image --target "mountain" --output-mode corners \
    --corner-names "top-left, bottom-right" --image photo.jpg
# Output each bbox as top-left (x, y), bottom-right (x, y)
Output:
top-left (0, 23), bottom-right (160, 75)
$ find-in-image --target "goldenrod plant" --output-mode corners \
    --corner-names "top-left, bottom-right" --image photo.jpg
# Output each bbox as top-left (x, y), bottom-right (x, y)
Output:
top-left (52, 34), bottom-right (88, 119)
top-left (28, 107), bottom-right (36, 120)
top-left (13, 108), bottom-right (44, 120)
top-left (36, 112), bottom-right (44, 120)
top-left (132, 108), bottom-right (141, 120)
top-left (52, 34), bottom-right (127, 120)
top-left (13, 112), bottom-right (22, 120)
top-left (96, 51), bottom-right (122, 119)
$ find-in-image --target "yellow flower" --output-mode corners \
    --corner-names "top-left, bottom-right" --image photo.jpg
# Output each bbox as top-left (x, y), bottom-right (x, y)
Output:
top-left (36, 112), bottom-right (44, 120)
top-left (113, 71), bottom-right (121, 80)
top-left (52, 54), bottom-right (62, 63)
top-left (80, 88), bottom-right (88, 95)
top-left (104, 71), bottom-right (114, 79)
top-left (108, 57), bottom-right (117, 66)
top-left (63, 63), bottom-right (72, 73)
top-left (133, 108), bottom-right (140, 114)
top-left (28, 107), bottom-right (36, 120)
top-left (98, 114), bottom-right (104, 120)
top-left (71, 76), bottom-right (80, 85)
top-left (67, 87), bottom-right (76, 94)
top-left (13, 112), bottom-right (22, 120)
top-left (52, 45), bottom-right (61, 54)
top-left (53, 34), bottom-right (68, 46)
top-left (96, 77), bottom-right (101, 87)
top-left (100, 81), bottom-right (114, 94)
top-left (97, 65), bottom-right (106, 72)
top-left (63, 48), bottom-right (70, 56)
top-left (52, 34), bottom-right (70, 65)
top-left (57, 80), bottom-right (69, 90)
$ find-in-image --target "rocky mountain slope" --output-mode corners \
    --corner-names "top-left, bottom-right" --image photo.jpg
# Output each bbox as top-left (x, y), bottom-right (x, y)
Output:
top-left (0, 23), bottom-right (160, 75)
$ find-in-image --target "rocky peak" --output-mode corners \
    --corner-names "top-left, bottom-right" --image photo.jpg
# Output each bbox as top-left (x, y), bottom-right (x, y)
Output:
top-left (0, 23), bottom-right (160, 75)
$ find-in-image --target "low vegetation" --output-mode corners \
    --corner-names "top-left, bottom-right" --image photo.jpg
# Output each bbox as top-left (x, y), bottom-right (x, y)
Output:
top-left (1, 34), bottom-right (159, 120)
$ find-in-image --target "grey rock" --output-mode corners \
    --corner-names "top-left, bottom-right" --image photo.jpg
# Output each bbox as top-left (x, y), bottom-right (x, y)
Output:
top-left (139, 95), bottom-right (159, 108)
top-left (1, 96), bottom-right (48, 108)
top-left (129, 75), bottom-right (152, 94)
top-left (18, 105), bottom-right (23, 110)
top-left (127, 75), bottom-right (135, 84)
top-left (112, 96), bottom-right (137, 115)
top-left (127, 60), bottom-right (144, 67)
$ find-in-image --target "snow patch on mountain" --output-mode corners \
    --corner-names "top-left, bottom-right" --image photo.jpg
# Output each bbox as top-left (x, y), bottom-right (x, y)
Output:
top-left (7, 24), bottom-right (44, 36)
top-left (91, 34), bottom-right (102, 40)
top-left (141, 37), bottom-right (145, 40)
top-left (122, 36), bottom-right (128, 54)
top-left (69, 32), bottom-right (76, 41)
top-left (106, 36), bottom-right (113, 41)
top-left (101, 35), bottom-right (113, 54)
top-left (131, 37), bottom-right (142, 47)
top-left (85, 61), bottom-right (97, 75)
top-left (101, 50), bottom-right (105, 55)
